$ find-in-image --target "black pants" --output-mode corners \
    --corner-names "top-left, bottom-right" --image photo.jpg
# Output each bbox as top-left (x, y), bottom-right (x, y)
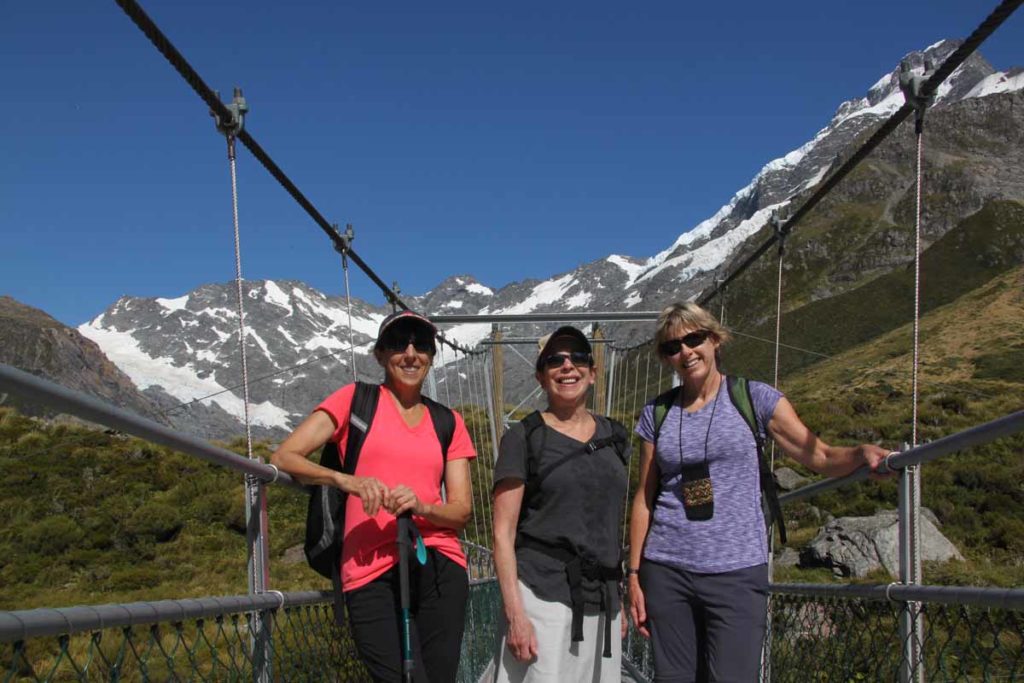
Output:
top-left (640, 560), bottom-right (768, 683)
top-left (344, 549), bottom-right (469, 683)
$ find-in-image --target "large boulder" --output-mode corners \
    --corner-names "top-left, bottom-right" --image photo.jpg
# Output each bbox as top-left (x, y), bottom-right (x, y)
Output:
top-left (800, 509), bottom-right (964, 578)
top-left (774, 467), bottom-right (810, 491)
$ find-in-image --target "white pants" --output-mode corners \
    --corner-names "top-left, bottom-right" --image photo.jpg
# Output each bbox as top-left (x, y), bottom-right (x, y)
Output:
top-left (492, 580), bottom-right (621, 683)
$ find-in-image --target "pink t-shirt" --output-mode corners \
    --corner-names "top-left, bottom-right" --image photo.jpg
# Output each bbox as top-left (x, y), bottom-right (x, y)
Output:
top-left (316, 384), bottom-right (477, 592)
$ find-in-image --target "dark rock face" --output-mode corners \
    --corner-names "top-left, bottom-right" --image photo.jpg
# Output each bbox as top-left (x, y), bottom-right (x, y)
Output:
top-left (0, 296), bottom-right (165, 422)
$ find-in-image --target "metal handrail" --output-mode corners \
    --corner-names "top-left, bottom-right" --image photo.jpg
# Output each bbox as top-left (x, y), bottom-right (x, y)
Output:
top-left (430, 311), bottom-right (661, 324)
top-left (0, 590), bottom-right (332, 643)
top-left (0, 363), bottom-right (303, 491)
top-left (779, 410), bottom-right (1024, 505)
top-left (771, 582), bottom-right (1024, 610)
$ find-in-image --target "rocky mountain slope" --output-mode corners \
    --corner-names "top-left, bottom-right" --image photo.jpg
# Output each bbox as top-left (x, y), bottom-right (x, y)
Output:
top-left (72, 40), bottom-right (1024, 439)
top-left (0, 297), bottom-right (166, 423)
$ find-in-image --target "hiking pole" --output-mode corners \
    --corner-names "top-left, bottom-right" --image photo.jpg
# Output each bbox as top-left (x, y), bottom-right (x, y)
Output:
top-left (396, 511), bottom-right (429, 682)
top-left (397, 511), bottom-right (416, 683)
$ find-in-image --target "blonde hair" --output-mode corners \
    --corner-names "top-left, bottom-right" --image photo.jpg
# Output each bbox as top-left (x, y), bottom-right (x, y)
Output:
top-left (654, 302), bottom-right (732, 357)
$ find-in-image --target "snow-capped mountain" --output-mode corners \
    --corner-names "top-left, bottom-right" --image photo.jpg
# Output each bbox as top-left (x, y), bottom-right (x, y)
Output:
top-left (78, 40), bottom-right (1024, 439)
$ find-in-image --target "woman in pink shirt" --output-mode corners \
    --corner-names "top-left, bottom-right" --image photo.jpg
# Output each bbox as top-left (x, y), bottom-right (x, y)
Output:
top-left (272, 310), bottom-right (477, 682)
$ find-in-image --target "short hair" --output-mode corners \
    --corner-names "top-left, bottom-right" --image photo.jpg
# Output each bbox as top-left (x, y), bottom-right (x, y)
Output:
top-left (653, 302), bottom-right (732, 357)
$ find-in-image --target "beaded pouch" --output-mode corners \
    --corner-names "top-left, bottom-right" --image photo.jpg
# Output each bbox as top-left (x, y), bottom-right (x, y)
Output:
top-left (679, 462), bottom-right (714, 521)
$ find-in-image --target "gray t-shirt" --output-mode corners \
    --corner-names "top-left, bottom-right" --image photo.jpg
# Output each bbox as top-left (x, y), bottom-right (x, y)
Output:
top-left (494, 414), bottom-right (630, 611)
top-left (634, 379), bottom-right (782, 573)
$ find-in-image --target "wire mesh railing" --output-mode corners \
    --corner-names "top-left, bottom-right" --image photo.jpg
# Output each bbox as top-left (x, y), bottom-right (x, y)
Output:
top-left (621, 585), bottom-right (1024, 683)
top-left (1, 592), bottom-right (367, 682)
top-left (1, 576), bottom-right (503, 683)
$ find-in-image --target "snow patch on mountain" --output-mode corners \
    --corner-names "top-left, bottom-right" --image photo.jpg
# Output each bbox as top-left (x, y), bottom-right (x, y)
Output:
top-left (607, 255), bottom-right (647, 287)
top-left (565, 291), bottom-right (593, 309)
top-left (263, 281), bottom-right (294, 315)
top-left (79, 320), bottom-right (292, 429)
top-left (965, 68), bottom-right (1024, 98)
top-left (435, 323), bottom-right (493, 361)
top-left (156, 295), bottom-right (190, 313)
top-left (639, 202), bottom-right (786, 285)
top-left (497, 273), bottom-right (576, 314)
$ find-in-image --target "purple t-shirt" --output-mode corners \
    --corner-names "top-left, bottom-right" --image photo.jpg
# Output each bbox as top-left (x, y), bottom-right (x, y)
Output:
top-left (634, 379), bottom-right (782, 573)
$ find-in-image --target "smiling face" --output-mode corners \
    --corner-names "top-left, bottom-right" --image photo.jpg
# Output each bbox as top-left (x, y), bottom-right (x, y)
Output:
top-left (661, 324), bottom-right (720, 389)
top-left (374, 320), bottom-right (434, 393)
top-left (535, 337), bottom-right (595, 408)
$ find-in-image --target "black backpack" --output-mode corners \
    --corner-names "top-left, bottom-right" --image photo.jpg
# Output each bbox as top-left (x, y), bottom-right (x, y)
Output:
top-left (304, 382), bottom-right (456, 582)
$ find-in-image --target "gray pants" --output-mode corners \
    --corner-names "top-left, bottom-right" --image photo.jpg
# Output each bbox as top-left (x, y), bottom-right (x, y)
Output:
top-left (640, 561), bottom-right (768, 683)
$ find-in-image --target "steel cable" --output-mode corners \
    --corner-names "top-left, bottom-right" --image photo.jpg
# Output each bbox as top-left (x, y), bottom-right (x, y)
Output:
top-left (466, 353), bottom-right (490, 544)
top-left (454, 351), bottom-right (483, 543)
top-left (341, 252), bottom-right (358, 383)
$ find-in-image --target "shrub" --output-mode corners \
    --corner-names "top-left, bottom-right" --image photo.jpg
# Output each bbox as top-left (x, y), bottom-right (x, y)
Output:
top-left (125, 502), bottom-right (184, 543)
top-left (21, 517), bottom-right (80, 555)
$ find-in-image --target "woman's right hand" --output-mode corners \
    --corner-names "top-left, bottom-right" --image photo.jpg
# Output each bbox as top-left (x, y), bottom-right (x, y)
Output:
top-left (505, 611), bottom-right (539, 662)
top-left (340, 474), bottom-right (389, 516)
top-left (628, 576), bottom-right (650, 638)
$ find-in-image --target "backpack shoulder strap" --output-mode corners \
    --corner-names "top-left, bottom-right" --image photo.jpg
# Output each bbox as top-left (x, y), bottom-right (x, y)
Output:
top-left (342, 381), bottom-right (381, 476)
top-left (519, 410), bottom-right (548, 506)
top-left (725, 376), bottom-right (787, 544)
top-left (725, 376), bottom-right (760, 441)
top-left (422, 396), bottom-right (455, 458)
top-left (423, 395), bottom-right (456, 485)
top-left (652, 386), bottom-right (682, 444)
top-left (589, 415), bottom-right (629, 466)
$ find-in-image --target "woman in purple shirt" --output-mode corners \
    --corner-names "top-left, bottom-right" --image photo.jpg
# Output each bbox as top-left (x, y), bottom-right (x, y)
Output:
top-left (627, 302), bottom-right (890, 682)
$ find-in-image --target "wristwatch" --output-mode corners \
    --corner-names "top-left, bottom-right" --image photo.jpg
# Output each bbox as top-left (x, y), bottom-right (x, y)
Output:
top-left (625, 567), bottom-right (640, 577)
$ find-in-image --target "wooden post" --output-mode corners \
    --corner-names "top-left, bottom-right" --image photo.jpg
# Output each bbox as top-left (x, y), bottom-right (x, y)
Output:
top-left (491, 324), bottom-right (504, 438)
top-left (592, 324), bottom-right (606, 414)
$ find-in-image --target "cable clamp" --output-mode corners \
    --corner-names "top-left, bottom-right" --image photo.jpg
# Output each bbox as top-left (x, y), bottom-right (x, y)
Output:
top-left (211, 87), bottom-right (249, 137)
top-left (885, 582), bottom-right (902, 603)
top-left (265, 463), bottom-right (280, 484)
top-left (898, 59), bottom-right (934, 133)
top-left (262, 590), bottom-right (286, 611)
top-left (877, 450), bottom-right (900, 476)
top-left (770, 209), bottom-right (787, 256)
top-left (333, 223), bottom-right (355, 255)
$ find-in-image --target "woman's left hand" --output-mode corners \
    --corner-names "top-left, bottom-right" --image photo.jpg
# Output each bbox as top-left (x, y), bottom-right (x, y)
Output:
top-left (858, 445), bottom-right (896, 480)
top-left (386, 485), bottom-right (427, 517)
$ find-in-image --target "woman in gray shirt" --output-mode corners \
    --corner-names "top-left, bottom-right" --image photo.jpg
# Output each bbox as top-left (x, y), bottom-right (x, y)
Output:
top-left (627, 303), bottom-right (891, 682)
top-left (493, 326), bottom-right (630, 682)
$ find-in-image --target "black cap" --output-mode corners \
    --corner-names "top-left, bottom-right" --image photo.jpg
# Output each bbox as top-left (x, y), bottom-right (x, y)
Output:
top-left (535, 325), bottom-right (592, 372)
top-left (374, 310), bottom-right (437, 353)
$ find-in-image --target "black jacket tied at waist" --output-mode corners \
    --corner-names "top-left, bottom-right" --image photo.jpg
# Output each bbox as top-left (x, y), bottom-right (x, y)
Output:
top-left (517, 535), bottom-right (622, 658)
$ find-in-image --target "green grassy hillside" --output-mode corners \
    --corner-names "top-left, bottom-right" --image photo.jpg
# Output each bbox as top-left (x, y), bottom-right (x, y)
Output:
top-left (753, 265), bottom-right (1024, 585)
top-left (0, 414), bottom-right (328, 609)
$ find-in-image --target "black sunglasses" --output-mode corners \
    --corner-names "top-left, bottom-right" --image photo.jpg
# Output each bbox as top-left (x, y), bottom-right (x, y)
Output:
top-left (539, 351), bottom-right (593, 370)
top-left (380, 333), bottom-right (435, 355)
top-left (658, 330), bottom-right (712, 356)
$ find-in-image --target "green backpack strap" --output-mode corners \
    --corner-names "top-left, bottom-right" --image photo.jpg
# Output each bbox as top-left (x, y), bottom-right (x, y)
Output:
top-left (725, 376), bottom-right (787, 544)
top-left (652, 386), bottom-right (682, 445)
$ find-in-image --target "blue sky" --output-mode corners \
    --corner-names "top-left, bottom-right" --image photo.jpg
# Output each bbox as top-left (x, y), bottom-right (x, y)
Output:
top-left (3, 1), bottom-right (1022, 326)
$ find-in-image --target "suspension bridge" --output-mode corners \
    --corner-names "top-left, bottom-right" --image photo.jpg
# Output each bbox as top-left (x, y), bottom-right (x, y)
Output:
top-left (2, 0), bottom-right (1024, 680)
